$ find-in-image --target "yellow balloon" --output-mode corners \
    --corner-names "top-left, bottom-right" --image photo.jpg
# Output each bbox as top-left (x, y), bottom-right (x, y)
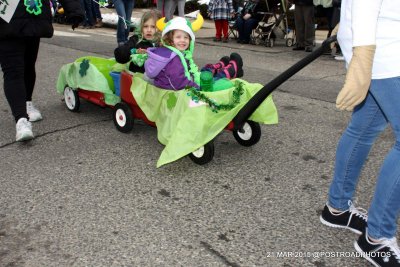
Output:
top-left (191, 14), bottom-right (204, 32)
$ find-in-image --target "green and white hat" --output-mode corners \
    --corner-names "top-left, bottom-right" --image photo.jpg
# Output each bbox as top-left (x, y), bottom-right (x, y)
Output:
top-left (157, 14), bottom-right (204, 42)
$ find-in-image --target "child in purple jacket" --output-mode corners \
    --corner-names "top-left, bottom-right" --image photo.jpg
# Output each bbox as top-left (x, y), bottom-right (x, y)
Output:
top-left (145, 16), bottom-right (243, 90)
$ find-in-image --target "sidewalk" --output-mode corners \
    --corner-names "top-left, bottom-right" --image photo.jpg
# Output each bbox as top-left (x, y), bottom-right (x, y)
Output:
top-left (99, 7), bottom-right (329, 51)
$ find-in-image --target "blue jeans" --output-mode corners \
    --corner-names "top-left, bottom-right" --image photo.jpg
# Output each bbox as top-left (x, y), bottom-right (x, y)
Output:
top-left (328, 76), bottom-right (400, 239)
top-left (91, 0), bottom-right (102, 20)
top-left (114, 0), bottom-right (135, 44)
top-left (235, 17), bottom-right (258, 42)
top-left (80, 0), bottom-right (95, 26)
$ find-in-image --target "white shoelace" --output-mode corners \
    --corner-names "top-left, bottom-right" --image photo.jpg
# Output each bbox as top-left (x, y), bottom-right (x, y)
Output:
top-left (348, 200), bottom-right (368, 224)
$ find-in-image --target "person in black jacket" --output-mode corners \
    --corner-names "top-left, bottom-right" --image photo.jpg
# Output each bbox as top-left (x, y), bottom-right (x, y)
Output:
top-left (0, 0), bottom-right (84, 142)
top-left (114, 10), bottom-right (161, 73)
top-left (235, 0), bottom-right (265, 44)
top-left (292, 0), bottom-right (315, 52)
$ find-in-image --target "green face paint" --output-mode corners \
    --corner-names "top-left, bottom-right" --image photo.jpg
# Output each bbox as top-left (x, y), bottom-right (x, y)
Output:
top-left (24, 0), bottom-right (42, 15)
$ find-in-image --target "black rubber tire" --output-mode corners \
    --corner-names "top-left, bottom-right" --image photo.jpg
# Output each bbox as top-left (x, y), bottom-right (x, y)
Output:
top-left (64, 86), bottom-right (80, 112)
top-left (113, 102), bottom-right (134, 133)
top-left (188, 141), bottom-right (215, 165)
top-left (233, 121), bottom-right (261, 147)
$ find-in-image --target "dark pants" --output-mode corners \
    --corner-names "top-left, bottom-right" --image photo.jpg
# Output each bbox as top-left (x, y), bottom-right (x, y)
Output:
top-left (294, 5), bottom-right (315, 48)
top-left (91, 0), bottom-right (102, 20)
top-left (320, 6), bottom-right (340, 37)
top-left (236, 16), bottom-right (258, 42)
top-left (0, 38), bottom-right (40, 122)
top-left (81, 0), bottom-right (95, 26)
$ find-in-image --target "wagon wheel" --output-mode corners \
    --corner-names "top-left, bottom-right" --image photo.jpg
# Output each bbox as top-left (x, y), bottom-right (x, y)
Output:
top-left (64, 86), bottom-right (80, 112)
top-left (286, 38), bottom-right (294, 47)
top-left (253, 38), bottom-right (262, 45)
top-left (113, 102), bottom-right (134, 133)
top-left (188, 141), bottom-right (215, 165)
top-left (233, 121), bottom-right (261, 146)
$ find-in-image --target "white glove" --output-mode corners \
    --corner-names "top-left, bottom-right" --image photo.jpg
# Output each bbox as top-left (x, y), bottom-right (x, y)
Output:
top-left (336, 45), bottom-right (376, 111)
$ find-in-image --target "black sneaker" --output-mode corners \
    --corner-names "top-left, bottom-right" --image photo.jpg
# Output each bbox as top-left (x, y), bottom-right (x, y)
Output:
top-left (320, 202), bottom-right (367, 235)
top-left (292, 45), bottom-right (305, 51)
top-left (305, 46), bottom-right (313, 52)
top-left (354, 231), bottom-right (400, 267)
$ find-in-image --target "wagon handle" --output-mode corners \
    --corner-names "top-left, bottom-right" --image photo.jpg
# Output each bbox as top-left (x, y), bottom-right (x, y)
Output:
top-left (233, 35), bottom-right (338, 131)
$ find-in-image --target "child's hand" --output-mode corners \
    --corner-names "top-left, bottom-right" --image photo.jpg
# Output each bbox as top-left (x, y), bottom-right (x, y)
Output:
top-left (137, 48), bottom-right (147, 54)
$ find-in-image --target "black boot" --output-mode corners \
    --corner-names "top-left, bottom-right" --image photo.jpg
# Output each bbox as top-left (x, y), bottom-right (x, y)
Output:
top-left (228, 52), bottom-right (244, 78)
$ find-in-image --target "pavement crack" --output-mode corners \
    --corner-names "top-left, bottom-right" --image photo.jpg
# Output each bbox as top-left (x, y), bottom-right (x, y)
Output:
top-left (200, 241), bottom-right (241, 267)
top-left (0, 118), bottom-right (111, 149)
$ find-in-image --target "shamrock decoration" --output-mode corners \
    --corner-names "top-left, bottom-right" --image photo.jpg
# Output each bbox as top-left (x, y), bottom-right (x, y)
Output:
top-left (167, 94), bottom-right (177, 110)
top-left (79, 59), bottom-right (90, 77)
top-left (24, 0), bottom-right (42, 15)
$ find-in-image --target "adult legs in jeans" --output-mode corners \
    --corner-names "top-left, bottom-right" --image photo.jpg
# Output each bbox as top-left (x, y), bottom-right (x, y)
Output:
top-left (328, 77), bottom-right (400, 240)
top-left (114, 0), bottom-right (135, 44)
top-left (236, 17), bottom-right (257, 43)
top-left (80, 0), bottom-right (95, 26)
top-left (0, 38), bottom-right (40, 122)
top-left (91, 0), bottom-right (102, 21)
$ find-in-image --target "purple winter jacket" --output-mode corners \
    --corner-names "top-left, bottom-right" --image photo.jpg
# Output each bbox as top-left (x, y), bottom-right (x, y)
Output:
top-left (145, 47), bottom-right (199, 90)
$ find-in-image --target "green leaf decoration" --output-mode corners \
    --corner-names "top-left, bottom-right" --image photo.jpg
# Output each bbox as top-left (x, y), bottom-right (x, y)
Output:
top-left (79, 59), bottom-right (90, 77)
top-left (167, 94), bottom-right (177, 110)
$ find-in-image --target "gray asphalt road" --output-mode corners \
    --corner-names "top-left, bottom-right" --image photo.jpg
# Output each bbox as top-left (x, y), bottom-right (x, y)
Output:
top-left (0, 24), bottom-right (397, 267)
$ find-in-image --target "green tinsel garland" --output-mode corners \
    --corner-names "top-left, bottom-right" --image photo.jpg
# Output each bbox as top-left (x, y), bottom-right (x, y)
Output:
top-left (186, 81), bottom-right (244, 113)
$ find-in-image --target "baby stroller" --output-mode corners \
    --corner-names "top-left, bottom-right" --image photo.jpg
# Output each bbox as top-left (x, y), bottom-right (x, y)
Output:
top-left (251, 0), bottom-right (295, 47)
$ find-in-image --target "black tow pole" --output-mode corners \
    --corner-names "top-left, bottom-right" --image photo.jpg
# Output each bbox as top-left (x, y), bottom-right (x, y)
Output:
top-left (233, 35), bottom-right (337, 131)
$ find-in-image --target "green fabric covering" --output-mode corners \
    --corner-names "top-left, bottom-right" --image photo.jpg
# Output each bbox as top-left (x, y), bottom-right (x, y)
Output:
top-left (111, 62), bottom-right (129, 72)
top-left (131, 75), bottom-right (278, 167)
top-left (56, 56), bottom-right (121, 106)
